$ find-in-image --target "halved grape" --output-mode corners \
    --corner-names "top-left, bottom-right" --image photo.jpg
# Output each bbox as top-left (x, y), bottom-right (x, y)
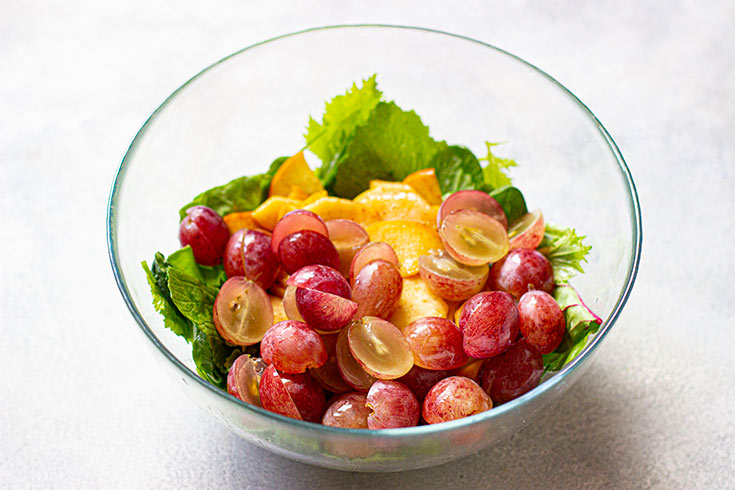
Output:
top-left (179, 205), bottom-right (230, 266)
top-left (347, 317), bottom-right (414, 380)
top-left (322, 392), bottom-right (370, 429)
top-left (259, 364), bottom-right (302, 420)
top-left (335, 327), bottom-right (378, 391)
top-left (518, 290), bottom-right (566, 354)
top-left (213, 277), bottom-right (273, 346)
top-left (295, 288), bottom-right (358, 332)
top-left (489, 248), bottom-right (554, 299)
top-left (418, 251), bottom-right (489, 301)
top-left (227, 354), bottom-right (267, 406)
top-left (309, 334), bottom-right (353, 394)
top-left (508, 209), bottom-right (545, 250)
top-left (326, 219), bottom-right (369, 277)
top-left (366, 380), bottom-right (420, 429)
top-left (403, 317), bottom-right (468, 370)
top-left (459, 291), bottom-right (519, 359)
top-left (223, 229), bottom-right (246, 278)
top-left (282, 285), bottom-right (304, 322)
top-left (260, 320), bottom-right (327, 373)
top-left (437, 190), bottom-right (508, 229)
top-left (241, 229), bottom-right (279, 290)
top-left (278, 230), bottom-right (340, 274)
top-left (349, 242), bottom-right (399, 285)
top-left (422, 376), bottom-right (492, 424)
top-left (351, 259), bottom-right (403, 319)
top-left (271, 209), bottom-right (328, 255)
top-left (439, 209), bottom-right (509, 266)
top-left (260, 365), bottom-right (326, 422)
top-left (398, 365), bottom-right (452, 403)
top-left (287, 264), bottom-right (350, 298)
top-left (480, 339), bottom-right (543, 405)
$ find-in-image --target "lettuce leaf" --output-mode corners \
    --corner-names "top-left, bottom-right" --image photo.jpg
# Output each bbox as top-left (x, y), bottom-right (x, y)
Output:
top-left (543, 284), bottom-right (602, 371)
top-left (489, 186), bottom-right (528, 224)
top-left (538, 223), bottom-right (592, 283)
top-left (432, 145), bottom-right (484, 197)
top-left (480, 142), bottom-right (517, 190)
top-left (306, 75), bottom-right (383, 184)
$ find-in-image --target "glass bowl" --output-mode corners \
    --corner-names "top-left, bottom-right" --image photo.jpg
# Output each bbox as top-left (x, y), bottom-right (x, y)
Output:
top-left (107, 25), bottom-right (641, 472)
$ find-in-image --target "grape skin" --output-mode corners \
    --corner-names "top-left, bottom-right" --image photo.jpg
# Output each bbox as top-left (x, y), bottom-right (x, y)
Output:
top-left (518, 290), bottom-right (566, 354)
top-left (278, 230), bottom-right (340, 274)
top-left (366, 380), bottom-right (420, 429)
top-left (404, 317), bottom-right (468, 370)
top-left (422, 376), bottom-right (492, 424)
top-left (260, 321), bottom-right (327, 373)
top-left (351, 259), bottom-right (403, 319)
top-left (322, 392), bottom-right (370, 429)
top-left (178, 205), bottom-right (230, 266)
top-left (489, 248), bottom-right (554, 299)
top-left (459, 291), bottom-right (519, 359)
top-left (480, 339), bottom-right (543, 405)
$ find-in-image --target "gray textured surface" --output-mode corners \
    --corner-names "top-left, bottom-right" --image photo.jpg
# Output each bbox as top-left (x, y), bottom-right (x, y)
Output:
top-left (2, 1), bottom-right (734, 488)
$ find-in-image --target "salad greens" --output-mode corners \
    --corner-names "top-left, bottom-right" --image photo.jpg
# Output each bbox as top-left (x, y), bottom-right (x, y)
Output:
top-left (147, 74), bottom-right (598, 383)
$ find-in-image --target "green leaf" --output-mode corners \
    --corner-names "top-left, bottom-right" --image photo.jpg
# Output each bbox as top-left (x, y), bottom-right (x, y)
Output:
top-left (543, 284), bottom-right (602, 371)
top-left (191, 327), bottom-right (244, 389)
top-left (431, 145), bottom-right (484, 196)
top-left (167, 267), bottom-right (219, 337)
top-left (142, 261), bottom-right (193, 341)
top-left (165, 247), bottom-right (226, 288)
top-left (178, 172), bottom-right (270, 220)
top-left (488, 186), bottom-right (528, 224)
top-left (266, 155), bottom-right (289, 179)
top-left (327, 102), bottom-right (447, 198)
top-left (306, 74), bottom-right (383, 181)
top-left (480, 142), bottom-right (517, 190)
top-left (537, 223), bottom-right (592, 283)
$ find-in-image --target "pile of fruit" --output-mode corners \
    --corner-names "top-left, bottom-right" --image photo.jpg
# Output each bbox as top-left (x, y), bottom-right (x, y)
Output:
top-left (174, 153), bottom-right (571, 429)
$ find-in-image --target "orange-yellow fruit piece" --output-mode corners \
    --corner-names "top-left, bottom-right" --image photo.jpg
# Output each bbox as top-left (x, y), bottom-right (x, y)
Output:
top-left (369, 180), bottom-right (415, 192)
top-left (300, 190), bottom-right (328, 207)
top-left (269, 152), bottom-right (324, 197)
top-left (354, 189), bottom-right (435, 225)
top-left (270, 295), bottom-right (288, 324)
top-left (365, 220), bottom-right (443, 277)
top-left (389, 276), bottom-right (449, 330)
top-left (252, 196), bottom-right (301, 231)
top-left (223, 211), bottom-right (259, 234)
top-left (455, 299), bottom-right (468, 324)
top-left (304, 197), bottom-right (380, 226)
top-left (286, 185), bottom-right (310, 201)
top-left (269, 269), bottom-right (289, 298)
top-left (454, 358), bottom-right (484, 381)
top-left (403, 168), bottom-right (443, 205)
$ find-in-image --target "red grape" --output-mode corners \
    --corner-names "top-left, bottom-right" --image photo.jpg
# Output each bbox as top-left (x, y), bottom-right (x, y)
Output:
top-left (349, 242), bottom-right (399, 285)
top-left (287, 264), bottom-right (351, 298)
top-left (259, 364), bottom-right (302, 420)
top-left (278, 230), bottom-right (340, 274)
top-left (271, 209), bottom-right (328, 255)
top-left (295, 288), bottom-right (358, 332)
top-left (309, 334), bottom-right (352, 394)
top-left (348, 317), bottom-right (414, 380)
top-left (282, 285), bottom-right (304, 322)
top-left (326, 219), bottom-right (369, 277)
top-left (260, 320), bottom-right (327, 373)
top-left (480, 339), bottom-right (543, 405)
top-left (366, 380), bottom-right (420, 429)
top-left (241, 229), bottom-right (279, 290)
top-left (179, 205), bottom-right (230, 266)
top-left (418, 251), bottom-right (489, 301)
top-left (489, 248), bottom-right (554, 299)
top-left (398, 365), bottom-right (452, 403)
top-left (439, 209), bottom-right (509, 266)
top-left (227, 354), bottom-right (267, 406)
top-left (422, 376), bottom-right (492, 424)
top-left (322, 392), bottom-right (370, 429)
top-left (351, 259), bottom-right (403, 319)
top-left (223, 229), bottom-right (246, 278)
top-left (507, 209), bottom-right (545, 250)
top-left (213, 277), bottom-right (273, 346)
top-left (438, 190), bottom-right (507, 229)
top-left (518, 290), bottom-right (566, 354)
top-left (335, 327), bottom-right (378, 391)
top-left (404, 317), bottom-right (468, 370)
top-left (459, 291), bottom-right (519, 359)
top-left (260, 365), bottom-right (326, 422)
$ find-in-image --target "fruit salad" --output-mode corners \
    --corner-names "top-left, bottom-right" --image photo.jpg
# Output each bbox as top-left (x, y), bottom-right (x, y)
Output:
top-left (143, 75), bottom-right (601, 429)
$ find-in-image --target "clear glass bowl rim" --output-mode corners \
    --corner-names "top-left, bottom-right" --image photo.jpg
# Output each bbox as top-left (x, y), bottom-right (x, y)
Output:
top-left (106, 24), bottom-right (642, 440)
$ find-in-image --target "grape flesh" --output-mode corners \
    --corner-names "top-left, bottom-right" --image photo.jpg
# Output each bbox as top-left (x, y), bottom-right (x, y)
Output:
top-left (422, 376), bottom-right (492, 424)
top-left (348, 317), bottom-right (414, 380)
top-left (518, 290), bottom-right (566, 354)
top-left (335, 327), bottom-right (378, 391)
top-left (489, 248), bottom-right (554, 299)
top-left (351, 259), bottom-right (403, 319)
top-left (439, 209), bottom-right (509, 266)
top-left (226, 354), bottom-right (267, 406)
top-left (459, 291), bottom-right (519, 359)
top-left (278, 230), bottom-right (340, 274)
top-left (322, 392), bottom-right (370, 429)
top-left (438, 190), bottom-right (508, 229)
top-left (213, 277), bottom-right (273, 346)
top-left (179, 205), bottom-right (230, 266)
top-left (403, 317), bottom-right (468, 370)
top-left (366, 380), bottom-right (420, 429)
top-left (349, 242), bottom-right (399, 285)
top-left (480, 339), bottom-right (543, 405)
top-left (418, 251), bottom-right (488, 301)
top-left (260, 320), bottom-right (327, 373)
top-left (309, 333), bottom-right (353, 394)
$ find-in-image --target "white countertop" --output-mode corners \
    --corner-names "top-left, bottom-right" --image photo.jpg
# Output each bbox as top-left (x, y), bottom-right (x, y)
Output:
top-left (2, 1), bottom-right (733, 488)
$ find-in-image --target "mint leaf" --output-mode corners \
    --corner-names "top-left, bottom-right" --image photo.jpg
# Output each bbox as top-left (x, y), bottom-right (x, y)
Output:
top-left (432, 145), bottom-right (484, 196)
top-left (178, 166), bottom-right (277, 220)
top-left (537, 223), bottom-right (592, 283)
top-left (192, 327), bottom-right (244, 388)
top-left (489, 186), bottom-right (527, 224)
top-left (327, 102), bottom-right (447, 198)
top-left (167, 267), bottom-right (219, 337)
top-left (480, 142), bottom-right (517, 190)
top-left (306, 74), bottom-right (383, 182)
top-left (142, 261), bottom-right (193, 341)
top-left (166, 247), bottom-right (226, 288)
top-left (543, 285), bottom-right (602, 371)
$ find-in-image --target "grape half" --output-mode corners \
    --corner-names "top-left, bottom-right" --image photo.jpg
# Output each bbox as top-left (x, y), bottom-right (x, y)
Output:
top-left (226, 354), bottom-right (267, 406)
top-left (309, 333), bottom-right (353, 394)
top-left (260, 320), bottom-right (327, 373)
top-left (335, 327), bottom-right (378, 391)
top-left (351, 259), bottom-right (403, 319)
top-left (507, 209), bottom-right (545, 250)
top-left (213, 277), bottom-right (273, 346)
top-left (438, 190), bottom-right (508, 229)
top-left (403, 317), bottom-right (468, 370)
top-left (439, 209), bottom-right (509, 266)
top-left (271, 209), bottom-right (328, 255)
top-left (348, 317), bottom-right (414, 380)
top-left (418, 251), bottom-right (489, 301)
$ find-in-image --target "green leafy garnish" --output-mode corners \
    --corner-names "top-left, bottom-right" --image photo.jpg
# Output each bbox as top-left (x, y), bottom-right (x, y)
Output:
top-left (543, 285), bottom-right (602, 371)
top-left (306, 75), bottom-right (383, 183)
top-left (538, 223), bottom-right (592, 283)
top-left (488, 186), bottom-right (528, 224)
top-left (480, 142), bottom-right (517, 190)
top-left (432, 145), bottom-right (484, 197)
top-left (167, 267), bottom-right (219, 337)
top-left (142, 259), bottom-right (193, 341)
